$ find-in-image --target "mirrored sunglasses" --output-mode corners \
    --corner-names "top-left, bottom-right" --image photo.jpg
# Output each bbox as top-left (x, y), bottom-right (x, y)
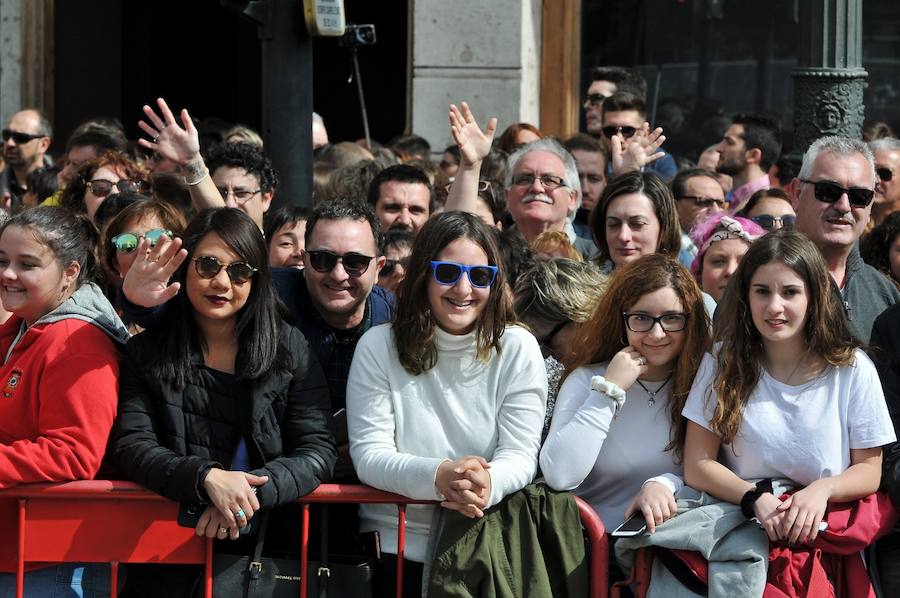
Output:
top-left (111, 228), bottom-right (174, 253)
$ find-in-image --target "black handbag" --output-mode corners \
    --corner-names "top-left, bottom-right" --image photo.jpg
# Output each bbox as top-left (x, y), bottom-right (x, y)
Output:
top-left (212, 506), bottom-right (374, 598)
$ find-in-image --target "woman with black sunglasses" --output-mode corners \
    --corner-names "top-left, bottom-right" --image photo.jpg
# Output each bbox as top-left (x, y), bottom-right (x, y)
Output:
top-left (110, 208), bottom-right (336, 596)
top-left (58, 151), bottom-right (149, 221)
top-left (346, 211), bottom-right (547, 595)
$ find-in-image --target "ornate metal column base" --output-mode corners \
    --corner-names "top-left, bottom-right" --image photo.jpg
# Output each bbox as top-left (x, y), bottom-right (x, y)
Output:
top-left (792, 67), bottom-right (867, 149)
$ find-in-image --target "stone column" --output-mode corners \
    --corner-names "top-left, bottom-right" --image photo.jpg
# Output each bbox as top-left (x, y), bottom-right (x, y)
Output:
top-left (410, 0), bottom-right (541, 154)
top-left (791, 0), bottom-right (866, 153)
top-left (0, 0), bottom-right (54, 127)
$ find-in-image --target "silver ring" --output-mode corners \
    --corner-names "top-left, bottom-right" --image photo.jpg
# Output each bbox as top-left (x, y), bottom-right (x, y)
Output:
top-left (234, 509), bottom-right (245, 519)
top-left (152, 135), bottom-right (160, 143)
top-left (638, 357), bottom-right (646, 366)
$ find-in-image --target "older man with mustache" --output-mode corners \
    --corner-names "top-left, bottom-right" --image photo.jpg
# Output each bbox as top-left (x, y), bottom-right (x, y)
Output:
top-left (792, 135), bottom-right (900, 343)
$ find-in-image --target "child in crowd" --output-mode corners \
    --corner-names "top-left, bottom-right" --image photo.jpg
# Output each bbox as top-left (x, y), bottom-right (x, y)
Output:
top-left (689, 214), bottom-right (764, 302)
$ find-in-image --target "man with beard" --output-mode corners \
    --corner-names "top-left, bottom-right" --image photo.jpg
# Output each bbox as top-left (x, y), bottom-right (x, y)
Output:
top-left (715, 113), bottom-right (781, 210)
top-left (792, 135), bottom-right (900, 343)
top-left (1, 109), bottom-right (52, 209)
top-left (367, 164), bottom-right (434, 235)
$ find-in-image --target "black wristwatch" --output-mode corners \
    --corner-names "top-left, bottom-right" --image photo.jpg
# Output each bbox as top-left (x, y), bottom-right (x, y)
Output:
top-left (740, 478), bottom-right (773, 518)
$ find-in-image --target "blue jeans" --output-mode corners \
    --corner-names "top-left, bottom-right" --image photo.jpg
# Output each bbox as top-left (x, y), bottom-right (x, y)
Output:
top-left (0, 563), bottom-right (111, 598)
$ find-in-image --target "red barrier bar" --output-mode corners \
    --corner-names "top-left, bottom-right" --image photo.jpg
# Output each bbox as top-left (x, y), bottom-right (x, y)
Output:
top-left (575, 496), bottom-right (609, 598)
top-left (15, 499), bottom-right (24, 598)
top-left (299, 504), bottom-right (309, 598)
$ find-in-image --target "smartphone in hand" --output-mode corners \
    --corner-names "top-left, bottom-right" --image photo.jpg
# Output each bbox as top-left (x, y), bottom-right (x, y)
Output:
top-left (611, 513), bottom-right (648, 537)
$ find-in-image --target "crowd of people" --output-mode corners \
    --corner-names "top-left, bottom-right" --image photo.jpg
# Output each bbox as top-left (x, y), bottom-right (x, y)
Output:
top-left (1, 62), bottom-right (900, 597)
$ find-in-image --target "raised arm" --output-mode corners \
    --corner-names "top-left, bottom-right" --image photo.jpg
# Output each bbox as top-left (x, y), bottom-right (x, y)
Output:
top-left (138, 97), bottom-right (224, 210)
top-left (445, 102), bottom-right (497, 215)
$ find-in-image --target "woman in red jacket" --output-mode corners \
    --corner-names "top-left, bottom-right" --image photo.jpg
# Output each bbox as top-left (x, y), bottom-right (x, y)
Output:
top-left (0, 207), bottom-right (129, 597)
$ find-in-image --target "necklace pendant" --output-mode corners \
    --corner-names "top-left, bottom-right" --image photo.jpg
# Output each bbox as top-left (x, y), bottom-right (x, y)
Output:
top-left (647, 395), bottom-right (655, 407)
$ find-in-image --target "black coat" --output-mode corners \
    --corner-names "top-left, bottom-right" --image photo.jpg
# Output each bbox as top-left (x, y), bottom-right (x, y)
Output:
top-left (111, 324), bottom-right (336, 509)
top-left (870, 304), bottom-right (900, 506)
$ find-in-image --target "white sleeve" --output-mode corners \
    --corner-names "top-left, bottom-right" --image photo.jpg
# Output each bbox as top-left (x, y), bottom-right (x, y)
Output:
top-left (485, 331), bottom-right (548, 508)
top-left (644, 473), bottom-right (685, 495)
top-left (681, 352), bottom-right (718, 432)
top-left (539, 366), bottom-right (618, 491)
top-left (847, 351), bottom-right (897, 448)
top-left (346, 329), bottom-right (445, 500)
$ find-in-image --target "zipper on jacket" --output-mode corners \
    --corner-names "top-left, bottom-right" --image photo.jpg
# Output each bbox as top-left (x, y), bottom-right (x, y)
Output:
top-left (843, 300), bottom-right (852, 321)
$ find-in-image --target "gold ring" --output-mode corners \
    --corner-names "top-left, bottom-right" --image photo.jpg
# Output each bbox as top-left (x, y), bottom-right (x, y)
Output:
top-left (219, 527), bottom-right (228, 534)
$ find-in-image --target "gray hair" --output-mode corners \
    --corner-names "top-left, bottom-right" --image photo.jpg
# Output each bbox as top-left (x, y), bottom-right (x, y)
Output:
top-left (514, 258), bottom-right (607, 328)
top-left (799, 135), bottom-right (876, 186)
top-left (505, 138), bottom-right (583, 212)
top-left (869, 137), bottom-right (900, 154)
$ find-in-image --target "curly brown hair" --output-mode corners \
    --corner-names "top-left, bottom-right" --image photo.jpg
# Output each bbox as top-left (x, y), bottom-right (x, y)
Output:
top-left (710, 229), bottom-right (859, 444)
top-left (59, 151), bottom-right (149, 217)
top-left (393, 211), bottom-right (515, 375)
top-left (566, 253), bottom-right (710, 459)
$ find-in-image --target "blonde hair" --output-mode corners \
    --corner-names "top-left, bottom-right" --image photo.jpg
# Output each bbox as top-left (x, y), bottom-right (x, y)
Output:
top-left (531, 230), bottom-right (582, 261)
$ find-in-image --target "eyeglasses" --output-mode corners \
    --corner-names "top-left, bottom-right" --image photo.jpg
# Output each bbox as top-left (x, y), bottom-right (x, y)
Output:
top-left (584, 93), bottom-right (605, 107)
top-left (799, 179), bottom-right (875, 208)
top-left (111, 228), bottom-right (174, 253)
top-left (444, 179), bottom-right (493, 195)
top-left (86, 178), bottom-right (148, 198)
top-left (430, 261), bottom-right (498, 288)
top-left (623, 312), bottom-right (689, 333)
top-left (306, 250), bottom-right (374, 277)
top-left (379, 257), bottom-right (409, 278)
top-left (750, 214), bottom-right (796, 231)
top-left (192, 255), bottom-right (257, 284)
top-left (601, 125), bottom-right (638, 139)
top-left (510, 173), bottom-right (567, 190)
top-left (676, 196), bottom-right (727, 210)
top-left (1, 129), bottom-right (45, 144)
top-left (877, 167), bottom-right (893, 182)
top-left (216, 187), bottom-right (262, 205)
top-left (439, 159), bottom-right (458, 170)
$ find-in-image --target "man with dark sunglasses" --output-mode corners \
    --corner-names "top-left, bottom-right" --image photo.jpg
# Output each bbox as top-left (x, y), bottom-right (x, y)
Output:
top-left (792, 135), bottom-right (900, 343)
top-left (582, 66), bottom-right (647, 137)
top-left (869, 138), bottom-right (900, 226)
top-left (600, 93), bottom-right (677, 182)
top-left (1, 109), bottom-right (52, 210)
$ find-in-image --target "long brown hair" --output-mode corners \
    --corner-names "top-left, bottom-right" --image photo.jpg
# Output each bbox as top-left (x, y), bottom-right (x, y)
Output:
top-left (567, 253), bottom-right (710, 459)
top-left (393, 211), bottom-right (515, 375)
top-left (710, 229), bottom-right (859, 443)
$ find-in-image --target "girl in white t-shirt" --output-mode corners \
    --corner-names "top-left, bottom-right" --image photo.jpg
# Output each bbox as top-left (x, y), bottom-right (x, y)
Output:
top-left (540, 254), bottom-right (710, 578)
top-left (683, 229), bottom-right (895, 546)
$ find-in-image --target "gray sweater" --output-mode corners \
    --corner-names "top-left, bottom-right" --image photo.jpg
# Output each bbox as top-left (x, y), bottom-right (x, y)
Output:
top-left (838, 246), bottom-right (900, 344)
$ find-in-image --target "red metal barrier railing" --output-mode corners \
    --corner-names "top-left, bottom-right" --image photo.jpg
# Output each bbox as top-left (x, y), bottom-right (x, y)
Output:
top-left (1, 481), bottom-right (607, 598)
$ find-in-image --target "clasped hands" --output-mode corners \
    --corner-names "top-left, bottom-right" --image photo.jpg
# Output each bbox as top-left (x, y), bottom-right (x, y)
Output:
top-left (195, 468), bottom-right (269, 541)
top-left (435, 456), bottom-right (492, 519)
top-left (754, 480), bottom-right (830, 546)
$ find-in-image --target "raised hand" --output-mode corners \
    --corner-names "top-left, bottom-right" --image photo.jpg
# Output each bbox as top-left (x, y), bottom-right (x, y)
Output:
top-left (610, 123), bottom-right (666, 177)
top-left (121, 234), bottom-right (188, 308)
top-left (449, 102), bottom-right (498, 167)
top-left (138, 97), bottom-right (202, 167)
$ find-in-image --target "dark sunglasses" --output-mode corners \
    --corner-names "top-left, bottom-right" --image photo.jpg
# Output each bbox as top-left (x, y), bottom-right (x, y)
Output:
top-left (750, 214), bottom-right (796, 231)
top-left (192, 255), bottom-right (257, 284)
top-left (86, 178), bottom-right (148, 198)
top-left (799, 178), bottom-right (875, 208)
top-left (1, 129), bottom-right (45, 144)
top-left (877, 167), bottom-right (893, 182)
top-left (584, 93), bottom-right (605, 107)
top-left (601, 125), bottom-right (638, 139)
top-left (307, 250), bottom-right (374, 277)
top-left (430, 261), bottom-right (498, 288)
top-left (111, 228), bottom-right (173, 253)
top-left (379, 257), bottom-right (410, 278)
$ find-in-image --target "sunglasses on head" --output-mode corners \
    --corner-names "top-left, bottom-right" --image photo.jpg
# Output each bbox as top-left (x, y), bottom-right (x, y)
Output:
top-left (430, 261), bottom-right (498, 288)
top-left (877, 167), bottom-right (893, 182)
top-left (750, 214), bottom-right (796, 231)
top-left (192, 255), bottom-right (257, 284)
top-left (1, 129), bottom-right (45, 144)
top-left (306, 250), bottom-right (374, 277)
top-left (799, 179), bottom-right (875, 208)
top-left (111, 228), bottom-right (174, 253)
top-left (86, 178), bottom-right (148, 198)
top-left (601, 125), bottom-right (638, 139)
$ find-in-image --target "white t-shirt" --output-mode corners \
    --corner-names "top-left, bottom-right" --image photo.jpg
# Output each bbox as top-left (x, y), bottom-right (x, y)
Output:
top-left (346, 324), bottom-right (547, 562)
top-left (540, 363), bottom-right (683, 529)
top-left (682, 349), bottom-right (895, 486)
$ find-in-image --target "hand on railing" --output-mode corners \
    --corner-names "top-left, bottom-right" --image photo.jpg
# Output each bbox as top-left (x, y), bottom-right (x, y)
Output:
top-left (202, 469), bottom-right (268, 530)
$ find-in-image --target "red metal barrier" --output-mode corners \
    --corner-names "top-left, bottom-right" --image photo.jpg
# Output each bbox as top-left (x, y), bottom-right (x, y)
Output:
top-left (1, 481), bottom-right (608, 598)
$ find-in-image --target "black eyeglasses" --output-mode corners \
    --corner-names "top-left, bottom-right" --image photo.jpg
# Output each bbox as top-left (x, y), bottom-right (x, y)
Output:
top-left (1, 129), bottom-right (45, 144)
top-left (306, 250), bottom-right (374, 277)
top-left (623, 312), bottom-right (689, 333)
top-left (601, 125), bottom-right (638, 140)
top-left (379, 257), bottom-right (409, 278)
top-left (86, 178), bottom-right (148, 198)
top-left (192, 256), bottom-right (257, 284)
top-left (877, 167), bottom-right (893, 182)
top-left (510, 173), bottom-right (567, 190)
top-left (111, 228), bottom-right (174, 253)
top-left (584, 93), bottom-right (605, 107)
top-left (751, 214), bottom-right (796, 231)
top-left (676, 196), bottom-right (727, 210)
top-left (799, 179), bottom-right (875, 208)
top-left (430, 261), bottom-right (498, 288)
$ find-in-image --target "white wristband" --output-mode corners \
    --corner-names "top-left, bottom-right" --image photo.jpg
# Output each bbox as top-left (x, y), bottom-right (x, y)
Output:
top-left (590, 375), bottom-right (626, 415)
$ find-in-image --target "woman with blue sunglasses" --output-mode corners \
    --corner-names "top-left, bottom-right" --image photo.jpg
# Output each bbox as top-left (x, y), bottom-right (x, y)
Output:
top-left (346, 211), bottom-right (547, 595)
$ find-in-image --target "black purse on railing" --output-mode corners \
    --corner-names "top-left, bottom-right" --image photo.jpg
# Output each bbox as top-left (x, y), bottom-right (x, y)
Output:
top-left (212, 505), bottom-right (374, 598)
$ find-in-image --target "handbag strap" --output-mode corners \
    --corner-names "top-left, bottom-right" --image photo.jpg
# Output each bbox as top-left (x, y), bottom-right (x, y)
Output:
top-left (248, 510), bottom-right (271, 581)
top-left (317, 504), bottom-right (331, 598)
